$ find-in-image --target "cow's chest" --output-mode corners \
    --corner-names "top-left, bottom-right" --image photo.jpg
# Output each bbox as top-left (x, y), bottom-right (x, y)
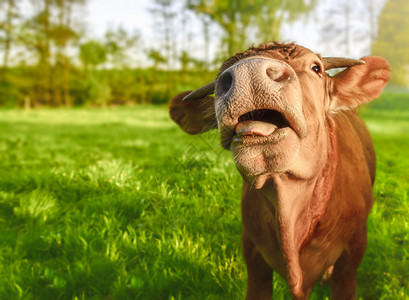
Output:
top-left (242, 190), bottom-right (348, 284)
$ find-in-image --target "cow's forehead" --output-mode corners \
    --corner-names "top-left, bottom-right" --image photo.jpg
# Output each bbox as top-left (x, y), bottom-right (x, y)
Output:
top-left (218, 43), bottom-right (321, 76)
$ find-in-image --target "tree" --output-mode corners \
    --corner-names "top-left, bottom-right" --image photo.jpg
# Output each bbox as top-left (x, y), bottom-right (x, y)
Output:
top-left (149, 0), bottom-right (177, 69)
top-left (187, 0), bottom-right (256, 56)
top-left (146, 49), bottom-right (168, 102)
top-left (104, 27), bottom-right (139, 68)
top-left (255, 0), bottom-right (317, 43)
top-left (78, 39), bottom-right (109, 106)
top-left (104, 27), bottom-right (141, 104)
top-left (0, 0), bottom-right (20, 78)
top-left (0, 0), bottom-right (21, 107)
top-left (51, 0), bottom-right (85, 107)
top-left (18, 0), bottom-right (86, 106)
top-left (149, 0), bottom-right (179, 101)
top-left (372, 0), bottom-right (409, 86)
top-left (79, 40), bottom-right (107, 70)
top-left (23, 0), bottom-right (53, 105)
top-left (187, 0), bottom-right (317, 57)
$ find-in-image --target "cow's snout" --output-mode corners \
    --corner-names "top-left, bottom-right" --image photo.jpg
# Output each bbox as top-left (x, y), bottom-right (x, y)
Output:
top-left (215, 56), bottom-right (308, 150)
top-left (266, 66), bottom-right (291, 82)
top-left (216, 57), bottom-right (293, 98)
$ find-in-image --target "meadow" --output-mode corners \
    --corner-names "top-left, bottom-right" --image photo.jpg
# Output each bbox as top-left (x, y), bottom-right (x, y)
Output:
top-left (0, 92), bottom-right (408, 299)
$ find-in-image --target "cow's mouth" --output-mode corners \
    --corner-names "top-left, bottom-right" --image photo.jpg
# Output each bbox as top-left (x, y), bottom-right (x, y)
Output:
top-left (233, 109), bottom-right (292, 144)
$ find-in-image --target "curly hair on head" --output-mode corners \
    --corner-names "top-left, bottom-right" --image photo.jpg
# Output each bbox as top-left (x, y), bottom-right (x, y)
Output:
top-left (217, 41), bottom-right (299, 78)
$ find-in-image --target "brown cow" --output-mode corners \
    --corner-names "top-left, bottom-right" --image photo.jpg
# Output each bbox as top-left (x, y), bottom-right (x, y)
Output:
top-left (169, 42), bottom-right (391, 299)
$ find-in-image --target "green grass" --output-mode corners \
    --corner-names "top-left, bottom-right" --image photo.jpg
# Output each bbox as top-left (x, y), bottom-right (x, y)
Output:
top-left (0, 99), bottom-right (408, 299)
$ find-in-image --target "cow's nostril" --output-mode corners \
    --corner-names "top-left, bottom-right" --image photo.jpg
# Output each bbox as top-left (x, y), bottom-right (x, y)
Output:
top-left (266, 67), bottom-right (290, 82)
top-left (217, 71), bottom-right (233, 96)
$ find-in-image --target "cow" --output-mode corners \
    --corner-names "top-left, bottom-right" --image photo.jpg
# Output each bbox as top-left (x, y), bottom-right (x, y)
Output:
top-left (169, 42), bottom-right (391, 299)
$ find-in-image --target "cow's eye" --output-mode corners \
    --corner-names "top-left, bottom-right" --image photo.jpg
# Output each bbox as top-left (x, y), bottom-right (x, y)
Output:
top-left (311, 63), bottom-right (321, 74)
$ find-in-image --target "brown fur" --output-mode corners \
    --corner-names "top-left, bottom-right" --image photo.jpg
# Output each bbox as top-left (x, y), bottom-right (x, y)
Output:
top-left (218, 42), bottom-right (302, 79)
top-left (169, 43), bottom-right (391, 299)
top-left (169, 91), bottom-right (216, 134)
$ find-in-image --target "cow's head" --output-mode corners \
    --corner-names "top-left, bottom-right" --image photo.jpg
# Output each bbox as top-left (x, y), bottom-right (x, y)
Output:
top-left (170, 42), bottom-right (391, 188)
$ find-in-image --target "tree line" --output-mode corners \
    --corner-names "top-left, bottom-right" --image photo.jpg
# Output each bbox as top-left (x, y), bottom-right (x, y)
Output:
top-left (0, 0), bottom-right (407, 108)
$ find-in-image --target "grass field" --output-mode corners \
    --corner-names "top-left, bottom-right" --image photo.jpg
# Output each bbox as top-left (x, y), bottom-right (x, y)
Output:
top-left (0, 95), bottom-right (408, 299)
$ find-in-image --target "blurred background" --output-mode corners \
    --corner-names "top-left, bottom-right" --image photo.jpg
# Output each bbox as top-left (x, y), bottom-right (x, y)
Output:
top-left (0, 1), bottom-right (408, 299)
top-left (0, 0), bottom-right (408, 107)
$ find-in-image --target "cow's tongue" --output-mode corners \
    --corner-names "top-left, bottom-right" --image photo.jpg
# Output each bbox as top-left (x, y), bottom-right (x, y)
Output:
top-left (235, 120), bottom-right (278, 136)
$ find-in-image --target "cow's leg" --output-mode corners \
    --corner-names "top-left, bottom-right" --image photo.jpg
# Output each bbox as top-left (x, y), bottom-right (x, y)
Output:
top-left (330, 225), bottom-right (367, 300)
top-left (242, 229), bottom-right (273, 300)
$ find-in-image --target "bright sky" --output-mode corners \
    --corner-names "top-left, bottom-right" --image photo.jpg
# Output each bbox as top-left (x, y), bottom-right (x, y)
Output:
top-left (84, 0), bottom-right (383, 59)
top-left (85, 0), bottom-right (318, 47)
top-left (85, 0), bottom-right (153, 38)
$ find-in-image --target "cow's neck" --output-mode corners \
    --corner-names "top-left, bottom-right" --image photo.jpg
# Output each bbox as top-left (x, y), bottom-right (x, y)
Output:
top-left (257, 118), bottom-right (338, 297)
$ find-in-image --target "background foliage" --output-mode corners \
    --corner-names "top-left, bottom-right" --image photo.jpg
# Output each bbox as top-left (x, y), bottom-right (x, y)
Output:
top-left (0, 0), bottom-right (408, 107)
top-left (372, 0), bottom-right (409, 85)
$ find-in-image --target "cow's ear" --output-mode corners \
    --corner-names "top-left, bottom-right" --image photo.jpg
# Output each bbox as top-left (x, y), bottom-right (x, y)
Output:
top-left (328, 56), bottom-right (391, 111)
top-left (169, 91), bottom-right (217, 134)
